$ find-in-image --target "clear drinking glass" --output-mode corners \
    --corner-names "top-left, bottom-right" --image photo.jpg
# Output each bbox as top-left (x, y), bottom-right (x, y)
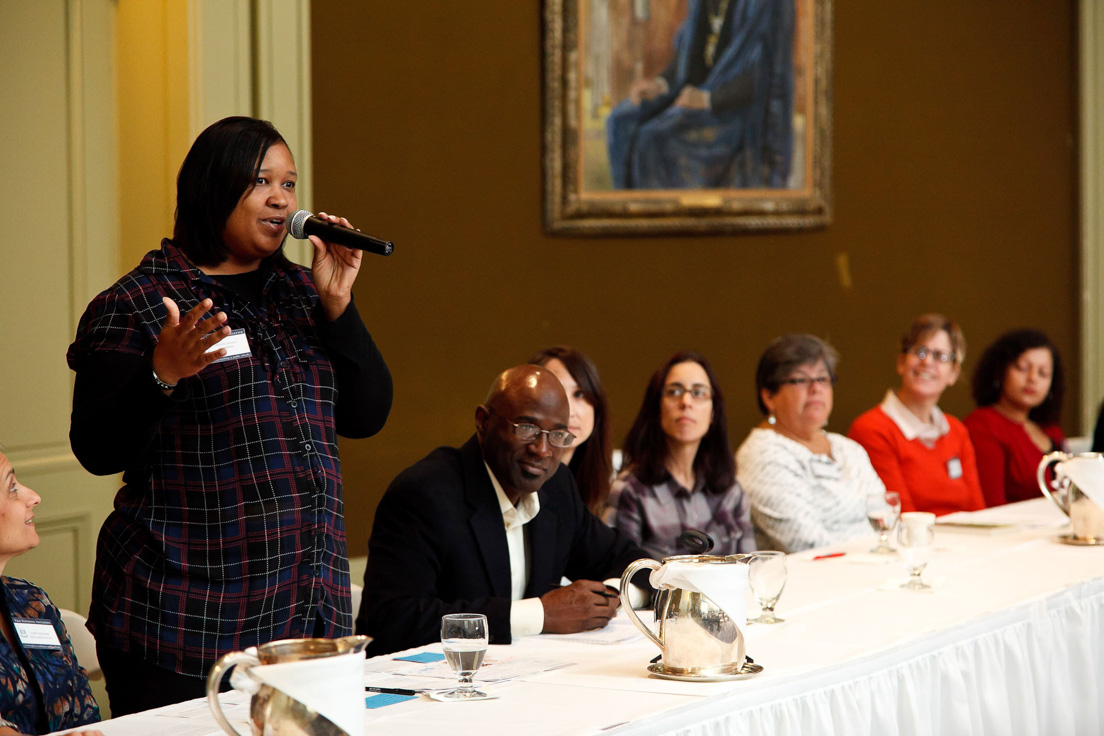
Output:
top-left (897, 512), bottom-right (936, 590)
top-left (748, 551), bottom-right (787, 624)
top-left (867, 491), bottom-right (902, 554)
top-left (439, 613), bottom-right (490, 700)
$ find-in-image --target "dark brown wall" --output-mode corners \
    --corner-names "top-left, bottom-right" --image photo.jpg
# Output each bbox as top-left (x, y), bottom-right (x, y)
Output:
top-left (311, 1), bottom-right (1079, 554)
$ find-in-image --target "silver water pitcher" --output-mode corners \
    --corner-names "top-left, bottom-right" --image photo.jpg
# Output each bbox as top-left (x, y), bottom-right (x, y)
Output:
top-left (207, 635), bottom-right (371, 736)
top-left (619, 554), bottom-right (750, 676)
top-left (1038, 451), bottom-right (1104, 544)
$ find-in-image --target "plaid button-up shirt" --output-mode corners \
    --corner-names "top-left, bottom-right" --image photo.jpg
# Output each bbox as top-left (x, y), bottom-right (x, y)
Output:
top-left (67, 241), bottom-right (387, 678)
top-left (609, 470), bottom-right (756, 559)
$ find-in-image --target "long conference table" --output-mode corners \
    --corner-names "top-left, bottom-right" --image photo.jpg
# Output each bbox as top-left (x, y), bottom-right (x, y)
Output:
top-left (52, 498), bottom-right (1104, 736)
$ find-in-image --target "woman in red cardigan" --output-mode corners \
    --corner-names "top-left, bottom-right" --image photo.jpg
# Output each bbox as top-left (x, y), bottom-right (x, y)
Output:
top-left (963, 329), bottom-right (1067, 507)
top-left (849, 314), bottom-right (985, 515)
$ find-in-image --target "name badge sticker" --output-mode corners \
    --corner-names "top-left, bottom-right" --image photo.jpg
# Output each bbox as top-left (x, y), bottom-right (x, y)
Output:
top-left (206, 328), bottom-right (251, 364)
top-left (12, 618), bottom-right (62, 650)
top-left (947, 457), bottom-right (963, 480)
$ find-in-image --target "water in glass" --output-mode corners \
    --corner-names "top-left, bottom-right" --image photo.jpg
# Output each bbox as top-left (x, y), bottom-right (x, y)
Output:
top-left (439, 613), bottom-right (490, 700)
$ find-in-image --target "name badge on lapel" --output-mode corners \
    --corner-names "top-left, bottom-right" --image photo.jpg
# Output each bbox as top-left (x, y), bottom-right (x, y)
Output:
top-left (946, 457), bottom-right (963, 480)
top-left (206, 328), bottom-right (252, 364)
top-left (12, 618), bottom-right (62, 650)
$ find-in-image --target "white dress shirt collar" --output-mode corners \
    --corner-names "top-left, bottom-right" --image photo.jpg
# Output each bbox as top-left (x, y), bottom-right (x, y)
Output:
top-left (880, 389), bottom-right (949, 445)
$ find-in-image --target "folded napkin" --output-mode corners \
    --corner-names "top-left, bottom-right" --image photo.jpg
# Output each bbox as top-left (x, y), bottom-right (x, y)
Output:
top-left (248, 650), bottom-right (366, 736)
top-left (1060, 457), bottom-right (1104, 509)
top-left (649, 559), bottom-right (748, 670)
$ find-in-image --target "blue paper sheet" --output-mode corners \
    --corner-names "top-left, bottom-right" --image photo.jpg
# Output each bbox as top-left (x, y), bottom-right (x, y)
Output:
top-left (394, 652), bottom-right (445, 663)
top-left (365, 693), bottom-right (419, 709)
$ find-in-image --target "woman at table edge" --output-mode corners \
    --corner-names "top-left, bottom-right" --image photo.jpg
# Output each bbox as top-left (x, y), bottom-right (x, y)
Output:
top-left (0, 451), bottom-right (102, 736)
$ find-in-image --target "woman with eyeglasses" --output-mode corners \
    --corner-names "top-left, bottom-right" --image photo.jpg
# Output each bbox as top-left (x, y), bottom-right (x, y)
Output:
top-left (736, 334), bottom-right (882, 552)
top-left (610, 352), bottom-right (754, 559)
top-left (848, 315), bottom-right (985, 515)
top-left (964, 329), bottom-right (1067, 507)
top-left (528, 347), bottom-right (613, 517)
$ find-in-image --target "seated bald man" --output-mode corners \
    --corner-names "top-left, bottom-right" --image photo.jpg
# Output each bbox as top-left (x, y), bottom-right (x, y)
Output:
top-left (356, 364), bottom-right (649, 655)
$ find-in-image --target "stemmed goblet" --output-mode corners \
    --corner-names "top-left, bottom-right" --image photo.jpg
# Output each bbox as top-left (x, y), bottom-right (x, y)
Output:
top-left (439, 613), bottom-right (491, 700)
top-left (897, 512), bottom-right (936, 591)
top-left (867, 491), bottom-right (902, 554)
top-left (748, 551), bottom-right (787, 624)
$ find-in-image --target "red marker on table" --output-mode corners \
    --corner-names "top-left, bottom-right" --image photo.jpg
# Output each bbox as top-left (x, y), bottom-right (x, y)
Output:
top-left (813, 552), bottom-right (846, 560)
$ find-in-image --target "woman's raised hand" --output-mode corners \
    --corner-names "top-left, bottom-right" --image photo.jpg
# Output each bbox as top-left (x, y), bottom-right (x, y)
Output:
top-left (151, 297), bottom-right (230, 388)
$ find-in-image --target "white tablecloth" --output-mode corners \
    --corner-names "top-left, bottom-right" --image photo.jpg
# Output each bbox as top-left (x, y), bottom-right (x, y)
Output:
top-left (56, 498), bottom-right (1104, 736)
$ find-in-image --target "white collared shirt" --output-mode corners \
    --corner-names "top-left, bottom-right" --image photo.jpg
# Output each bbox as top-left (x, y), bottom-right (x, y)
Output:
top-left (484, 462), bottom-right (545, 637)
top-left (879, 389), bottom-right (949, 447)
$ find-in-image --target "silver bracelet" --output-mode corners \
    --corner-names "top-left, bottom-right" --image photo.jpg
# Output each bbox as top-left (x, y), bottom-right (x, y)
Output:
top-left (151, 369), bottom-right (178, 391)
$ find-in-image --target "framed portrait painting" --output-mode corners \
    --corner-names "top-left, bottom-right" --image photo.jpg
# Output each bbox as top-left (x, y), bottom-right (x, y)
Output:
top-left (543, 0), bottom-right (832, 235)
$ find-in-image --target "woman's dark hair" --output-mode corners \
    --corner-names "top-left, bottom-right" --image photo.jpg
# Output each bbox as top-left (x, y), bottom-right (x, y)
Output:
top-left (754, 334), bottom-right (839, 415)
top-left (621, 351), bottom-right (735, 492)
top-left (529, 346), bottom-right (612, 516)
top-left (172, 116), bottom-right (289, 266)
top-left (971, 329), bottom-right (1065, 425)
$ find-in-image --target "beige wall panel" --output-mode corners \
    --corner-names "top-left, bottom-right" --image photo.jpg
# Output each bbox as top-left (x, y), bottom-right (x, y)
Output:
top-left (256, 0), bottom-right (314, 264)
top-left (73, 0), bottom-right (121, 315)
top-left (190, 0), bottom-right (254, 132)
top-left (0, 1), bottom-right (74, 450)
top-left (1082, 0), bottom-right (1104, 433)
top-left (0, 0), bottom-right (120, 616)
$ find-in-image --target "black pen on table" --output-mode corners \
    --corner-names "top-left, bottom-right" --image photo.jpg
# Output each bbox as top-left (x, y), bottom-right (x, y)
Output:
top-left (365, 686), bottom-right (420, 696)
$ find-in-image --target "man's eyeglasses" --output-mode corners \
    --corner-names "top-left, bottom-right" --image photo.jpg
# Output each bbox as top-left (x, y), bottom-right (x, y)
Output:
top-left (907, 345), bottom-right (955, 364)
top-left (662, 383), bottom-right (713, 401)
top-left (486, 406), bottom-right (575, 448)
top-left (779, 375), bottom-right (835, 389)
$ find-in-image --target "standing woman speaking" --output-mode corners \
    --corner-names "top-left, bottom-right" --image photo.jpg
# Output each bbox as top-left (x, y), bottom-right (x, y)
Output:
top-left (66, 117), bottom-right (392, 715)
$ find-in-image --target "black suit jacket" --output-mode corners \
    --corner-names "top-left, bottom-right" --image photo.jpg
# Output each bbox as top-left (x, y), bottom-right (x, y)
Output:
top-left (356, 435), bottom-right (646, 655)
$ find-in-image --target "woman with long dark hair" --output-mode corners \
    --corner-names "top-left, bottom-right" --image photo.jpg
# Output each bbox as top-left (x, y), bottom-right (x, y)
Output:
top-left (613, 351), bottom-right (754, 558)
top-left (964, 329), bottom-right (1066, 506)
top-left (529, 347), bottom-right (612, 516)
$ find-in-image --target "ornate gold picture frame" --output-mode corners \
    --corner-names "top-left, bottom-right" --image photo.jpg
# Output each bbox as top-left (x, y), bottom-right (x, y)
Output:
top-left (543, 0), bottom-right (832, 235)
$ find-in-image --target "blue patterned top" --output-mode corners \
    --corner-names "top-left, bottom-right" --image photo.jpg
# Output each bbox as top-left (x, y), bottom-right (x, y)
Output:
top-left (0, 577), bottom-right (100, 734)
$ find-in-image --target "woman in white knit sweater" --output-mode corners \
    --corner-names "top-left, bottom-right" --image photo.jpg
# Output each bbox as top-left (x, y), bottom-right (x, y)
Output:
top-left (736, 334), bottom-right (884, 552)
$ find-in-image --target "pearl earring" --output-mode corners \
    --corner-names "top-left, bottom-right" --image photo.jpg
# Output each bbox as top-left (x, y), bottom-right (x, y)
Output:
top-left (768, 414), bottom-right (776, 425)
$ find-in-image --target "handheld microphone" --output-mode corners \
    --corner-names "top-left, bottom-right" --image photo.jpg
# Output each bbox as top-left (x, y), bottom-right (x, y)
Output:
top-left (285, 210), bottom-right (394, 256)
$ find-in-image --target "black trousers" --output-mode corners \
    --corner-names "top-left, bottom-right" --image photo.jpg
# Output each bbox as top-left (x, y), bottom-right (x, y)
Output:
top-left (96, 642), bottom-right (223, 717)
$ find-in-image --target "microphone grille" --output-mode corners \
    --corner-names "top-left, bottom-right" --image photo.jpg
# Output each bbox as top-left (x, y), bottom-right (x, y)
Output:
top-left (286, 209), bottom-right (312, 239)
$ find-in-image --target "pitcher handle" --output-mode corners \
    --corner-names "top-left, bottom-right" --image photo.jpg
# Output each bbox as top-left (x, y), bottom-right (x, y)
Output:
top-left (207, 650), bottom-right (260, 736)
top-left (1037, 450), bottom-right (1071, 517)
top-left (620, 558), bottom-right (663, 651)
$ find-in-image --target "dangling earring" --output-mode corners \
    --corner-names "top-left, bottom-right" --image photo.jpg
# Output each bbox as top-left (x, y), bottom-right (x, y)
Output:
top-left (767, 414), bottom-right (776, 425)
